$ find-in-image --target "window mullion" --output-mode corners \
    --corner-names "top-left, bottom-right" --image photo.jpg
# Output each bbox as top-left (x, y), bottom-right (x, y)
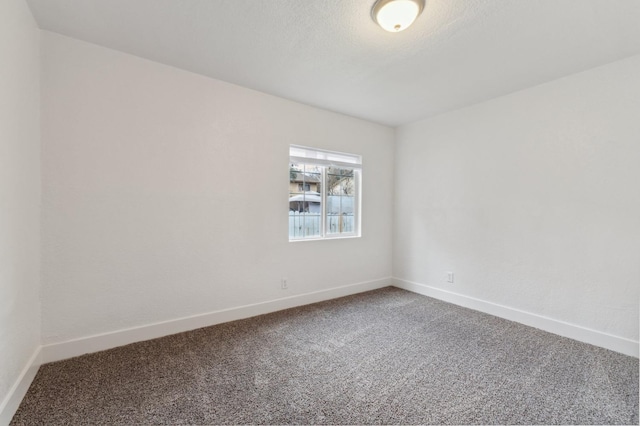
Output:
top-left (321, 166), bottom-right (327, 237)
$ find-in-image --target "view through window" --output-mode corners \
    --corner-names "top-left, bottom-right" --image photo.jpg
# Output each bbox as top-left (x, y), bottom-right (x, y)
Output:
top-left (289, 146), bottom-right (361, 240)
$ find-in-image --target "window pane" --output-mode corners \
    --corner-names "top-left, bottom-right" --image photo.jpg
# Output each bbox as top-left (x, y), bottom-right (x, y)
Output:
top-left (326, 167), bottom-right (355, 235)
top-left (289, 163), bottom-right (322, 239)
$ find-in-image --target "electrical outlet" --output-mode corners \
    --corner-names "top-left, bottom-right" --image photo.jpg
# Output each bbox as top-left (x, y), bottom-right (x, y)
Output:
top-left (447, 272), bottom-right (454, 283)
top-left (281, 278), bottom-right (288, 290)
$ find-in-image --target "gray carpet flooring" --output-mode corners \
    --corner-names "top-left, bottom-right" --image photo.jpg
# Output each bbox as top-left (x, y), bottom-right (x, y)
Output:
top-left (11, 287), bottom-right (639, 425)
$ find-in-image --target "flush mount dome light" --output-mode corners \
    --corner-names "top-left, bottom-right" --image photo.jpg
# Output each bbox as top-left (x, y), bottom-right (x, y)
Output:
top-left (372, 0), bottom-right (425, 32)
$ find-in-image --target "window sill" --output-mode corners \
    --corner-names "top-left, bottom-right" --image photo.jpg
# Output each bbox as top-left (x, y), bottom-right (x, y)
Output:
top-left (289, 234), bottom-right (361, 243)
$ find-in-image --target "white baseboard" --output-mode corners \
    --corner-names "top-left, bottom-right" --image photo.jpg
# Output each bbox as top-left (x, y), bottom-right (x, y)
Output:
top-left (393, 278), bottom-right (639, 358)
top-left (0, 346), bottom-right (42, 426)
top-left (42, 277), bottom-right (392, 364)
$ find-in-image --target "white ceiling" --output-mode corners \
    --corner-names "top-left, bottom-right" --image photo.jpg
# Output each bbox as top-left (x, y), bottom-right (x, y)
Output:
top-left (26, 0), bottom-right (640, 127)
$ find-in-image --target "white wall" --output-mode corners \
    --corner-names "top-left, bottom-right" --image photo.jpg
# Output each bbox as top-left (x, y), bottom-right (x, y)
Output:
top-left (0, 0), bottom-right (41, 418)
top-left (394, 55), bottom-right (640, 346)
top-left (41, 32), bottom-right (395, 345)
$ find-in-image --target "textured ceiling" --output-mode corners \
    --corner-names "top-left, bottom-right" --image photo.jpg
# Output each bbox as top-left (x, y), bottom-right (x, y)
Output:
top-left (26, 0), bottom-right (640, 126)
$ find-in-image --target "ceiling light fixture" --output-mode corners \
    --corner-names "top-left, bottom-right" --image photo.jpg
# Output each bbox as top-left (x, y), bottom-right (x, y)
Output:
top-left (372, 0), bottom-right (425, 33)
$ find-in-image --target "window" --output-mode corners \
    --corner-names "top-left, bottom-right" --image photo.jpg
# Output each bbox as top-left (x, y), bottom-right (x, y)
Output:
top-left (289, 145), bottom-right (361, 241)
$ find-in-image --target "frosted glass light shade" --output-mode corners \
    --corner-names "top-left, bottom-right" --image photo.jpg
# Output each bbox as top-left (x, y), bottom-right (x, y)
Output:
top-left (372, 0), bottom-right (425, 32)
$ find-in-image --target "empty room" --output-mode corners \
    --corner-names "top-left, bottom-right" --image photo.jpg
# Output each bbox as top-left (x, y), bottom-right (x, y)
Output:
top-left (1, 0), bottom-right (639, 424)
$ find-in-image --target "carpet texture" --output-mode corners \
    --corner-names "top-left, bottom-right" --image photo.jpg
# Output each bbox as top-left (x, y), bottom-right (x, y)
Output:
top-left (11, 287), bottom-right (639, 425)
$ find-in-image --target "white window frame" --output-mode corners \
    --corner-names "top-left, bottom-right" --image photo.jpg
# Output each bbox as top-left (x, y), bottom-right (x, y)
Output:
top-left (289, 145), bottom-right (362, 241)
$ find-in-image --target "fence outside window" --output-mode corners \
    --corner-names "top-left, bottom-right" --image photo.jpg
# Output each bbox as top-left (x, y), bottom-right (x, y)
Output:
top-left (289, 211), bottom-right (355, 239)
